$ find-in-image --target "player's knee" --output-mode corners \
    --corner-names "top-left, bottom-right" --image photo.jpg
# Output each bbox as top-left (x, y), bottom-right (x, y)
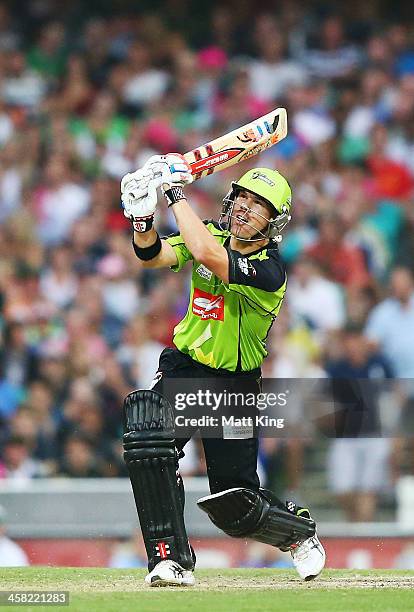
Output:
top-left (122, 389), bottom-right (176, 463)
top-left (197, 487), bottom-right (267, 537)
top-left (197, 487), bottom-right (315, 550)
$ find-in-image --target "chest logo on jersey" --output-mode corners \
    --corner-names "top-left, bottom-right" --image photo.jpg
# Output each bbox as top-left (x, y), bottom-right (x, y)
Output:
top-left (196, 264), bottom-right (212, 281)
top-left (192, 289), bottom-right (224, 321)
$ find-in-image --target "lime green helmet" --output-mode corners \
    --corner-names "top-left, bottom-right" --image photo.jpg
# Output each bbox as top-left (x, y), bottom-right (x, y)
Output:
top-left (220, 168), bottom-right (292, 242)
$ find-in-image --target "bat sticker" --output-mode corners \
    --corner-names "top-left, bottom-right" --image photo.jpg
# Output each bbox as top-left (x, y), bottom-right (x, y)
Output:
top-left (237, 128), bottom-right (260, 143)
top-left (189, 148), bottom-right (243, 174)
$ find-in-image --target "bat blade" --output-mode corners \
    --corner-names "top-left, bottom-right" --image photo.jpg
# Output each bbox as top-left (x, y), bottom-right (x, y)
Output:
top-left (184, 108), bottom-right (287, 180)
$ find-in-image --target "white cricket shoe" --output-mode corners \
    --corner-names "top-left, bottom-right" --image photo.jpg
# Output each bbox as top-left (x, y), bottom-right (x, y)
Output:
top-left (291, 534), bottom-right (326, 581)
top-left (145, 560), bottom-right (195, 587)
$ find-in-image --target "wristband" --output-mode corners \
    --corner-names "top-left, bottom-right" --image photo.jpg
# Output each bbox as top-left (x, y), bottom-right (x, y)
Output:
top-left (163, 186), bottom-right (185, 207)
top-left (132, 233), bottom-right (162, 261)
top-left (131, 215), bottom-right (154, 233)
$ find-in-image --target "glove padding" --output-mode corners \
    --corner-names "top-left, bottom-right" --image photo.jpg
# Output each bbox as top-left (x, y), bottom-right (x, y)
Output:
top-left (121, 163), bottom-right (164, 232)
top-left (121, 166), bottom-right (159, 215)
top-left (120, 153), bottom-right (193, 230)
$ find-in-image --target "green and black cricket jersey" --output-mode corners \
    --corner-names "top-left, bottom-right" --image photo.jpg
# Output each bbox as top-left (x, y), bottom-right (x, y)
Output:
top-left (164, 221), bottom-right (287, 372)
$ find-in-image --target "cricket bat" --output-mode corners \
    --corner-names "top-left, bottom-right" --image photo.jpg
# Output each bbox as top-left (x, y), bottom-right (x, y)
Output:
top-left (183, 107), bottom-right (287, 180)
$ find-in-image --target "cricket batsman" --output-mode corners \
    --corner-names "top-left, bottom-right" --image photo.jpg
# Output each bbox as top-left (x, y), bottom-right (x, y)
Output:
top-left (120, 154), bottom-right (326, 586)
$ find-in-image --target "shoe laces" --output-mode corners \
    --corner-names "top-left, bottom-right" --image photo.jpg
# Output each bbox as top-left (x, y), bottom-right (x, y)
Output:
top-left (291, 536), bottom-right (319, 562)
top-left (169, 562), bottom-right (185, 578)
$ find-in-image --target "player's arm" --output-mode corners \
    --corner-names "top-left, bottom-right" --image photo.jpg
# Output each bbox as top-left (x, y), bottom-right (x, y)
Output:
top-left (121, 161), bottom-right (179, 269)
top-left (170, 199), bottom-right (229, 283)
top-left (156, 154), bottom-right (229, 282)
top-left (132, 227), bottom-right (178, 269)
top-left (123, 153), bottom-right (225, 279)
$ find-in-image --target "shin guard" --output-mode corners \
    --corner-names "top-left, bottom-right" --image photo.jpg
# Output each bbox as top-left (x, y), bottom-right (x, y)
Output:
top-left (123, 389), bottom-right (194, 570)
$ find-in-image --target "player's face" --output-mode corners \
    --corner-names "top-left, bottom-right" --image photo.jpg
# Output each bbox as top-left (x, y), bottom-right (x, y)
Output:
top-left (231, 190), bottom-right (273, 239)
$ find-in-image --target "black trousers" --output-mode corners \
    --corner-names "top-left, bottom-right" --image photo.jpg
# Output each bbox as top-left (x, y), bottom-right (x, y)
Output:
top-left (151, 347), bottom-right (261, 494)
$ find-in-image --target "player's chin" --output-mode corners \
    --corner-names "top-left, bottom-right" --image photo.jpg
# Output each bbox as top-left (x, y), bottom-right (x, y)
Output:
top-left (231, 221), bottom-right (251, 239)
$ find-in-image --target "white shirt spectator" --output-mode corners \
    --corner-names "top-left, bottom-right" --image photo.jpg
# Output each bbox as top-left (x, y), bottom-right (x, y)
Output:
top-left (344, 105), bottom-right (377, 138)
top-left (288, 276), bottom-right (346, 332)
top-left (123, 70), bottom-right (169, 106)
top-left (135, 340), bottom-right (165, 389)
top-left (40, 270), bottom-right (78, 309)
top-left (365, 294), bottom-right (414, 377)
top-left (0, 113), bottom-right (14, 146)
top-left (0, 167), bottom-right (22, 222)
top-left (0, 535), bottom-right (29, 567)
top-left (2, 70), bottom-right (46, 108)
top-left (293, 109), bottom-right (336, 146)
top-left (248, 59), bottom-right (307, 102)
top-left (116, 338), bottom-right (165, 389)
top-left (102, 279), bottom-right (140, 322)
top-left (36, 183), bottom-right (90, 246)
top-left (385, 133), bottom-right (414, 176)
top-left (5, 457), bottom-right (44, 482)
top-left (304, 46), bottom-right (361, 79)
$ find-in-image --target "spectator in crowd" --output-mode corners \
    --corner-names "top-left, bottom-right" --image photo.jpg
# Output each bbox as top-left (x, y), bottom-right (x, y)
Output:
top-left (39, 246), bottom-right (79, 309)
top-left (248, 14), bottom-right (307, 103)
top-left (0, 139), bottom-right (24, 222)
top-left (365, 267), bottom-right (414, 480)
top-left (0, 435), bottom-right (47, 481)
top-left (287, 257), bottom-right (346, 335)
top-left (1, 49), bottom-right (46, 109)
top-left (22, 380), bottom-right (59, 463)
top-left (0, 321), bottom-right (38, 387)
top-left (0, 505), bottom-right (29, 567)
top-left (58, 434), bottom-right (106, 478)
top-left (325, 323), bottom-right (393, 521)
top-left (306, 214), bottom-right (370, 289)
top-left (301, 14), bottom-right (362, 79)
top-left (26, 21), bottom-right (66, 80)
top-left (365, 267), bottom-right (414, 378)
top-left (32, 156), bottom-right (91, 246)
top-left (120, 40), bottom-right (170, 112)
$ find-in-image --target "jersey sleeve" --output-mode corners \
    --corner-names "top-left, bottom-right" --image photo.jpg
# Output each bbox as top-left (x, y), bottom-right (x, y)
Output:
top-left (227, 247), bottom-right (286, 291)
top-left (226, 247), bottom-right (287, 315)
top-left (163, 232), bottom-right (193, 272)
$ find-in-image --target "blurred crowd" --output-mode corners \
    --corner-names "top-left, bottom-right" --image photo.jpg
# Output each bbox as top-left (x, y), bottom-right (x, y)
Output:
top-left (0, 0), bottom-right (414, 521)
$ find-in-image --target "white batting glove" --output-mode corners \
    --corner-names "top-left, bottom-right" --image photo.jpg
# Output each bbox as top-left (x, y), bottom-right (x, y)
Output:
top-left (121, 165), bottom-right (156, 201)
top-left (139, 153), bottom-right (193, 190)
top-left (121, 166), bottom-right (161, 233)
top-left (130, 153), bottom-right (193, 207)
top-left (120, 155), bottom-right (170, 203)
